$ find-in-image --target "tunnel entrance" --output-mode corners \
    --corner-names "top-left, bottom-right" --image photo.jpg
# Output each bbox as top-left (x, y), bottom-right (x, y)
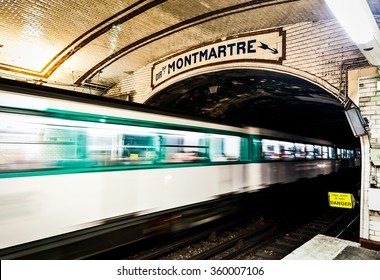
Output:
top-left (145, 68), bottom-right (359, 148)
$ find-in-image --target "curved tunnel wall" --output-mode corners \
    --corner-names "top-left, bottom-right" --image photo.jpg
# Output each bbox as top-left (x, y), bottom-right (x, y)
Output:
top-left (147, 63), bottom-right (341, 102)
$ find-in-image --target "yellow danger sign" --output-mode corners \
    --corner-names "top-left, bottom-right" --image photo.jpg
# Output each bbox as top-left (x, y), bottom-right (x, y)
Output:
top-left (328, 192), bottom-right (355, 209)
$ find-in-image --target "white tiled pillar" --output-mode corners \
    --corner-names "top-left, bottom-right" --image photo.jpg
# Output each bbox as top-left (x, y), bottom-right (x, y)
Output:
top-left (352, 67), bottom-right (380, 249)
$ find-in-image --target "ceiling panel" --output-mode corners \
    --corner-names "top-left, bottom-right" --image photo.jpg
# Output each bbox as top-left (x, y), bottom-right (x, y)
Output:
top-left (0, 0), bottom-right (351, 88)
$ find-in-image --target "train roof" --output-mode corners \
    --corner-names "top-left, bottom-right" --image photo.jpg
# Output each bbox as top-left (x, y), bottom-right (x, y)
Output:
top-left (247, 127), bottom-right (334, 146)
top-left (0, 78), bottom-right (245, 127)
top-left (0, 78), bottom-right (335, 145)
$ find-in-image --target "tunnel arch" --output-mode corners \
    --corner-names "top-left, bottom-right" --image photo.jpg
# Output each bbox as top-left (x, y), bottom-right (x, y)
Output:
top-left (146, 62), bottom-right (342, 105)
top-left (145, 63), bottom-right (358, 148)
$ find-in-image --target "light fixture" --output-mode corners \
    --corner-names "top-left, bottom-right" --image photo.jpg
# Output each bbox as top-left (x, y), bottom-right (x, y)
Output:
top-left (209, 75), bottom-right (220, 94)
top-left (344, 107), bottom-right (369, 137)
top-left (324, 0), bottom-right (380, 65)
top-left (208, 85), bottom-right (219, 94)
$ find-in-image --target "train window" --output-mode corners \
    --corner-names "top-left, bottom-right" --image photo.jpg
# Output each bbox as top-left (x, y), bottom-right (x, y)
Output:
top-left (1, 109), bottom-right (261, 175)
top-left (305, 144), bottom-right (314, 159)
top-left (0, 114), bottom-right (87, 171)
top-left (122, 133), bottom-right (158, 162)
top-left (342, 149), bottom-right (347, 159)
top-left (0, 114), bottom-right (80, 171)
top-left (337, 148), bottom-right (342, 159)
top-left (0, 112), bottom-right (163, 172)
top-left (77, 125), bottom-right (159, 166)
top-left (159, 131), bottom-right (207, 163)
top-left (209, 134), bottom-right (243, 162)
top-left (279, 141), bottom-right (295, 160)
top-left (328, 147), bottom-right (336, 159)
top-left (314, 145), bottom-right (322, 159)
top-left (262, 139), bottom-right (280, 160)
top-left (295, 143), bottom-right (306, 159)
top-left (262, 139), bottom-right (295, 161)
top-left (322, 146), bottom-right (329, 159)
top-left (355, 149), bottom-right (361, 158)
top-left (337, 148), bottom-right (351, 159)
top-left (260, 142), bottom-right (335, 161)
top-left (348, 150), bottom-right (355, 159)
top-left (86, 128), bottom-right (120, 165)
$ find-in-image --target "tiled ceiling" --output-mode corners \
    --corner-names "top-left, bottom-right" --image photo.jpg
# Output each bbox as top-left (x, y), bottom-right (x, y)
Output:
top-left (1, 0), bottom-right (379, 147)
top-left (1, 0), bottom-right (378, 90)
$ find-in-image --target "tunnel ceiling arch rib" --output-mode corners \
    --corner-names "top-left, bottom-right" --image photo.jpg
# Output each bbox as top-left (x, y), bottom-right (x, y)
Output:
top-left (149, 63), bottom-right (342, 103)
top-left (145, 68), bottom-right (358, 147)
top-left (1, 0), bottom-right (378, 89)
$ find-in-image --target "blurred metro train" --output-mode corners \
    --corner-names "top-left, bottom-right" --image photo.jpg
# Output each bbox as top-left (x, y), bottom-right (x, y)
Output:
top-left (0, 78), bottom-right (359, 258)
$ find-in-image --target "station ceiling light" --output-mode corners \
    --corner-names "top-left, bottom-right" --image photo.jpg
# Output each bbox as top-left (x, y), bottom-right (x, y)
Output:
top-left (324, 0), bottom-right (380, 66)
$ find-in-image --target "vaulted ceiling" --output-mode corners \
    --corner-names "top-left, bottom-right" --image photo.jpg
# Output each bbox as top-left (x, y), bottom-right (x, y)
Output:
top-left (1, 0), bottom-right (378, 90)
top-left (1, 0), bottom-right (379, 146)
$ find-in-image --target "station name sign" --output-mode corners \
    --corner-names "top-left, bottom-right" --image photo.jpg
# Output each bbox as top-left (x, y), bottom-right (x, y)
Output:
top-left (152, 29), bottom-right (285, 88)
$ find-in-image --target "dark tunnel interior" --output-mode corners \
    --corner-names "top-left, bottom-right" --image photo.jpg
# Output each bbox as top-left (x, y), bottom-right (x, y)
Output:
top-left (146, 69), bottom-right (359, 148)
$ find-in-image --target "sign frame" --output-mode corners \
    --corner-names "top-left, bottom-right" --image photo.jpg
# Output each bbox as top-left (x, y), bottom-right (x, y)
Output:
top-left (151, 28), bottom-right (286, 88)
top-left (328, 192), bottom-right (355, 209)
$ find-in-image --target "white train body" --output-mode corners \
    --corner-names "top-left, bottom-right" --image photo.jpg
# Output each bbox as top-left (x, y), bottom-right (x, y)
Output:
top-left (0, 80), bottom-right (358, 252)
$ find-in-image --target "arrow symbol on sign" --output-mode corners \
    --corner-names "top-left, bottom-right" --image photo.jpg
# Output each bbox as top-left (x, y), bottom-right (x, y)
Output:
top-left (258, 42), bottom-right (278, 54)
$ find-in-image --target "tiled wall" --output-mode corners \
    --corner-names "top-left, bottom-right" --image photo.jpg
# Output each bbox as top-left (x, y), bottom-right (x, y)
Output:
top-left (107, 19), bottom-right (364, 103)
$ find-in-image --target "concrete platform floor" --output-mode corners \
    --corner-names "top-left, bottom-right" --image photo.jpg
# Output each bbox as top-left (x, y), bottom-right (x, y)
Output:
top-left (283, 234), bottom-right (380, 260)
